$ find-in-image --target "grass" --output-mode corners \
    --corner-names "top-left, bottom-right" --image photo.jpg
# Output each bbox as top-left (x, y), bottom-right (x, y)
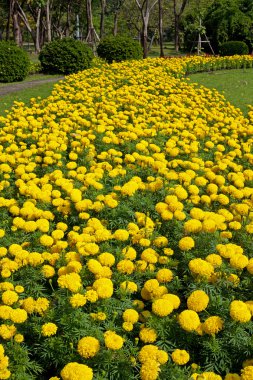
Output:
top-left (0, 74), bottom-right (61, 88)
top-left (0, 81), bottom-right (59, 116)
top-left (188, 68), bottom-right (253, 116)
top-left (148, 42), bottom-right (186, 57)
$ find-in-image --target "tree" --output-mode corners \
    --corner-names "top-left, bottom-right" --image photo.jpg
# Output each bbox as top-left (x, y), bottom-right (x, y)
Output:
top-left (158, 0), bottom-right (164, 56)
top-left (204, 0), bottom-right (253, 52)
top-left (173, 0), bottom-right (188, 52)
top-left (135, 0), bottom-right (158, 58)
top-left (86, 0), bottom-right (100, 52)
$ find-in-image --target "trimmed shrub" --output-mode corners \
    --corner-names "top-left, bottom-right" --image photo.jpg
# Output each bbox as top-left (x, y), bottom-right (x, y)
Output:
top-left (97, 35), bottom-right (143, 63)
top-left (0, 41), bottom-right (30, 83)
top-left (219, 41), bottom-right (249, 56)
top-left (39, 38), bottom-right (93, 75)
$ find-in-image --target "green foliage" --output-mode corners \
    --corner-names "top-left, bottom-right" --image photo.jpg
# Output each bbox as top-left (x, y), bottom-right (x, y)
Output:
top-left (204, 0), bottom-right (253, 52)
top-left (39, 38), bottom-right (93, 75)
top-left (219, 40), bottom-right (249, 56)
top-left (0, 41), bottom-right (30, 82)
top-left (97, 35), bottom-right (142, 63)
top-left (28, 61), bottom-right (42, 75)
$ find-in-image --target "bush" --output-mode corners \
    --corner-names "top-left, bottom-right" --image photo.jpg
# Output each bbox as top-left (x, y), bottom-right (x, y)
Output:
top-left (0, 41), bottom-right (30, 82)
top-left (219, 41), bottom-right (249, 56)
top-left (39, 38), bottom-right (93, 75)
top-left (97, 35), bottom-right (143, 63)
top-left (28, 61), bottom-right (42, 75)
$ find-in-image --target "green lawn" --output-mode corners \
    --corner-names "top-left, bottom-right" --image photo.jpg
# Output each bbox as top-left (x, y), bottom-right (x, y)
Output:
top-left (188, 68), bottom-right (253, 116)
top-left (0, 74), bottom-right (61, 88)
top-left (0, 81), bottom-right (59, 116)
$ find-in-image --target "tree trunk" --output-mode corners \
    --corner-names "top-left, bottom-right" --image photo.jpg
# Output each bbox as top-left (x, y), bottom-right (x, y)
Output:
top-left (13, 2), bottom-right (22, 46)
top-left (173, 0), bottom-right (188, 52)
top-left (6, 0), bottom-right (13, 41)
top-left (35, 7), bottom-right (41, 52)
top-left (174, 13), bottom-right (180, 52)
top-left (100, 0), bottom-right (106, 39)
top-left (46, 0), bottom-right (51, 42)
top-left (86, 0), bottom-right (99, 52)
top-left (158, 0), bottom-right (164, 57)
top-left (65, 3), bottom-right (70, 37)
top-left (113, 11), bottom-right (118, 36)
top-left (142, 15), bottom-right (149, 58)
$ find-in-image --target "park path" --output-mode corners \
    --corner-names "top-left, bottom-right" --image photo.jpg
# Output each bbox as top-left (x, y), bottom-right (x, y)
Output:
top-left (0, 76), bottom-right (64, 97)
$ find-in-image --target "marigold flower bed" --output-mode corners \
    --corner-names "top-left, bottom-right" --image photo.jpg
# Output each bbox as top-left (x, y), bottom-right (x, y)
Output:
top-left (0, 56), bottom-right (253, 380)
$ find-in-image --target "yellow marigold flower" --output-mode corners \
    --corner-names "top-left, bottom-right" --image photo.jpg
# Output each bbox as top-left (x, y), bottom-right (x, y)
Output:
top-left (224, 374), bottom-right (241, 380)
top-left (230, 254), bottom-right (249, 270)
top-left (141, 248), bottom-right (158, 264)
top-left (58, 273), bottom-right (82, 293)
top-left (144, 279), bottom-right (160, 293)
top-left (162, 294), bottom-right (180, 309)
top-left (200, 372), bottom-right (222, 379)
top-left (57, 222), bottom-right (68, 231)
top-left (98, 252), bottom-right (115, 267)
top-left (178, 236), bottom-right (195, 251)
top-left (77, 336), bottom-right (100, 358)
top-left (122, 246), bottom-right (137, 260)
top-left (117, 259), bottom-right (135, 274)
top-left (21, 297), bottom-right (35, 314)
top-left (0, 369), bottom-right (11, 379)
top-left (40, 235), bottom-right (54, 247)
top-left (152, 236), bottom-right (168, 247)
top-left (41, 323), bottom-right (58, 337)
top-left (138, 345), bottom-right (159, 363)
top-left (0, 324), bottom-right (16, 340)
top-left (61, 362), bottom-right (93, 380)
top-left (123, 308), bottom-right (139, 323)
top-left (230, 300), bottom-right (251, 323)
top-left (0, 229), bottom-right (5, 238)
top-left (139, 327), bottom-right (157, 343)
top-left (156, 350), bottom-right (168, 364)
top-left (205, 254), bottom-right (222, 267)
top-left (122, 322), bottom-right (133, 331)
top-left (1, 290), bottom-right (18, 306)
top-left (86, 290), bottom-right (98, 303)
top-left (120, 281), bottom-right (138, 293)
top-left (187, 290), bottom-right (209, 312)
top-left (241, 366), bottom-right (253, 380)
top-left (87, 259), bottom-right (103, 274)
top-left (69, 294), bottom-right (87, 308)
top-left (152, 299), bottom-right (174, 317)
top-left (70, 189), bottom-right (82, 203)
top-left (156, 268), bottom-right (173, 283)
top-left (140, 359), bottom-right (160, 380)
top-left (10, 308), bottom-right (27, 323)
top-left (202, 219), bottom-right (216, 233)
top-left (104, 331), bottom-right (124, 350)
top-left (202, 316), bottom-right (224, 335)
top-left (184, 219), bottom-right (202, 233)
top-left (34, 297), bottom-right (50, 315)
top-left (189, 258), bottom-right (214, 278)
top-left (113, 229), bottom-right (129, 241)
top-left (23, 221), bottom-right (38, 233)
top-left (42, 265), bottom-right (55, 278)
top-left (0, 306), bottom-right (11, 320)
top-left (93, 278), bottom-right (113, 299)
top-left (15, 285), bottom-right (24, 293)
top-left (178, 310), bottom-right (200, 332)
top-left (14, 333), bottom-right (24, 343)
top-left (171, 349), bottom-right (190, 365)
